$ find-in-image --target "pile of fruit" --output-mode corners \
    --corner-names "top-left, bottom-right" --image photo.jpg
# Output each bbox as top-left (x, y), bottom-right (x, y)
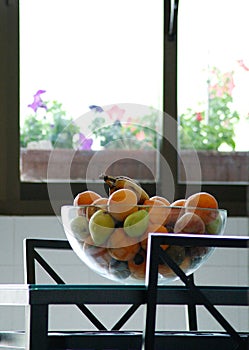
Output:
top-left (67, 175), bottom-right (225, 282)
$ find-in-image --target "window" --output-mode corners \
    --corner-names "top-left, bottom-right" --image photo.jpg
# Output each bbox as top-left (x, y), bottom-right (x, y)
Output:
top-left (177, 0), bottom-right (249, 184)
top-left (0, 0), bottom-right (248, 216)
top-left (19, 0), bottom-right (164, 185)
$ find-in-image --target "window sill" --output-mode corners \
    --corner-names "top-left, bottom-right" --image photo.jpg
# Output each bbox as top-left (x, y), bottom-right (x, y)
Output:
top-left (179, 150), bottom-right (248, 183)
top-left (20, 148), bottom-right (157, 182)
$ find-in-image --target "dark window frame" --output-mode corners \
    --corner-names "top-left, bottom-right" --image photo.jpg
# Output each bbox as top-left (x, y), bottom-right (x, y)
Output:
top-left (0, 0), bottom-right (248, 216)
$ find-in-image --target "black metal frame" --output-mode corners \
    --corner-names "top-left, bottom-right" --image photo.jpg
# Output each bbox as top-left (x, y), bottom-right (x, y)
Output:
top-left (24, 238), bottom-right (145, 331)
top-left (23, 238), bottom-right (199, 332)
top-left (24, 238), bottom-right (197, 331)
top-left (143, 233), bottom-right (249, 350)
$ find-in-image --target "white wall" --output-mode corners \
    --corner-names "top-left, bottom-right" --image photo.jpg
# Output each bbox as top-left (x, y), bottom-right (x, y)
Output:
top-left (0, 216), bottom-right (248, 333)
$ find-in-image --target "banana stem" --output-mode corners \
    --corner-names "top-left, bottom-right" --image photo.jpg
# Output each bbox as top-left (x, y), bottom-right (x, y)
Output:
top-left (102, 175), bottom-right (117, 188)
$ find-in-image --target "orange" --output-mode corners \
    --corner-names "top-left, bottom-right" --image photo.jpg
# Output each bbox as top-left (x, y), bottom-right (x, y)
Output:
top-left (150, 195), bottom-right (170, 206)
top-left (185, 192), bottom-right (218, 224)
top-left (73, 190), bottom-right (101, 206)
top-left (140, 222), bottom-right (168, 250)
top-left (107, 188), bottom-right (138, 221)
top-left (171, 199), bottom-right (186, 207)
top-left (143, 199), bottom-right (170, 226)
top-left (108, 228), bottom-right (140, 261)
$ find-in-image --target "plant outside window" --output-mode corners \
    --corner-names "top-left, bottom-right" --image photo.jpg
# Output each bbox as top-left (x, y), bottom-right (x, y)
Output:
top-left (179, 66), bottom-right (240, 151)
top-left (20, 94), bottom-right (161, 182)
top-left (20, 92), bottom-right (160, 152)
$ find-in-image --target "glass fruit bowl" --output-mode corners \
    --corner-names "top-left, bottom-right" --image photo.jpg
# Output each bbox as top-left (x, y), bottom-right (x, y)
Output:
top-left (61, 204), bottom-right (227, 284)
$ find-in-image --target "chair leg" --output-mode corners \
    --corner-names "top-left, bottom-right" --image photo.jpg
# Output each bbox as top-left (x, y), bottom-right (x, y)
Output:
top-left (142, 238), bottom-right (160, 350)
top-left (187, 274), bottom-right (198, 331)
top-left (25, 304), bottom-right (49, 350)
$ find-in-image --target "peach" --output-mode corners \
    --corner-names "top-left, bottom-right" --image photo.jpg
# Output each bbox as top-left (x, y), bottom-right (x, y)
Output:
top-left (108, 228), bottom-right (140, 261)
top-left (159, 254), bottom-right (190, 278)
top-left (128, 249), bottom-right (147, 280)
top-left (158, 245), bottom-right (186, 277)
top-left (86, 197), bottom-right (108, 220)
top-left (174, 212), bottom-right (205, 234)
top-left (83, 239), bottom-right (112, 272)
top-left (143, 199), bottom-right (170, 226)
top-left (164, 199), bottom-right (186, 229)
top-left (185, 192), bottom-right (218, 224)
top-left (107, 188), bottom-right (138, 221)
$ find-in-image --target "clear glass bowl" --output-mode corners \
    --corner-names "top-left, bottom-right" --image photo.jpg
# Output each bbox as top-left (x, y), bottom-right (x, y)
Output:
top-left (61, 204), bottom-right (227, 284)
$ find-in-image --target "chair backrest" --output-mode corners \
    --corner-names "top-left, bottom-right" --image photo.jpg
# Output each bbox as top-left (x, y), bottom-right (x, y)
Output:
top-left (22, 238), bottom-right (145, 349)
top-left (23, 238), bottom-right (71, 284)
top-left (143, 233), bottom-right (249, 350)
top-left (23, 238), bottom-right (144, 331)
top-left (23, 237), bottom-right (198, 331)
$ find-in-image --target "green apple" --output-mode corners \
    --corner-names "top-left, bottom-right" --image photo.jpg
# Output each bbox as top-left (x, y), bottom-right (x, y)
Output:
top-left (124, 209), bottom-right (149, 238)
top-left (89, 209), bottom-right (115, 246)
top-left (205, 213), bottom-right (222, 234)
top-left (70, 215), bottom-right (89, 240)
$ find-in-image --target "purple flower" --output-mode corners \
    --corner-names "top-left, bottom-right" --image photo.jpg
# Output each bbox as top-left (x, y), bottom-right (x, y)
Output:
top-left (89, 105), bottom-right (104, 113)
top-left (78, 133), bottom-right (93, 150)
top-left (28, 90), bottom-right (47, 112)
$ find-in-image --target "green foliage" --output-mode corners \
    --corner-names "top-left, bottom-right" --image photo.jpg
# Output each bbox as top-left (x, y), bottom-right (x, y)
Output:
top-left (88, 108), bottom-right (160, 149)
top-left (180, 67), bottom-right (240, 151)
top-left (47, 101), bottom-right (80, 148)
top-left (20, 100), bottom-right (80, 148)
top-left (20, 115), bottom-right (51, 147)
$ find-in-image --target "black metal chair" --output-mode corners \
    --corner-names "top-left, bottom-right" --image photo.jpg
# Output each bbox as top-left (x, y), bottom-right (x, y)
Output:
top-left (143, 233), bottom-right (249, 350)
top-left (23, 238), bottom-right (143, 350)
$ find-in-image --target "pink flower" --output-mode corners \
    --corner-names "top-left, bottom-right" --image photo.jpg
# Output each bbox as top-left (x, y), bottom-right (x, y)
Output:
top-left (106, 105), bottom-right (125, 121)
top-left (136, 130), bottom-right (146, 141)
top-left (126, 117), bottom-right (133, 125)
top-left (208, 68), bottom-right (236, 98)
top-left (196, 112), bottom-right (203, 122)
top-left (237, 59), bottom-right (249, 72)
top-left (223, 72), bottom-right (235, 94)
top-left (209, 84), bottom-right (223, 97)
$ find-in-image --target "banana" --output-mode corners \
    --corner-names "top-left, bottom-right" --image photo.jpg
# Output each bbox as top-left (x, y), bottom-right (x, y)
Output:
top-left (102, 174), bottom-right (149, 204)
